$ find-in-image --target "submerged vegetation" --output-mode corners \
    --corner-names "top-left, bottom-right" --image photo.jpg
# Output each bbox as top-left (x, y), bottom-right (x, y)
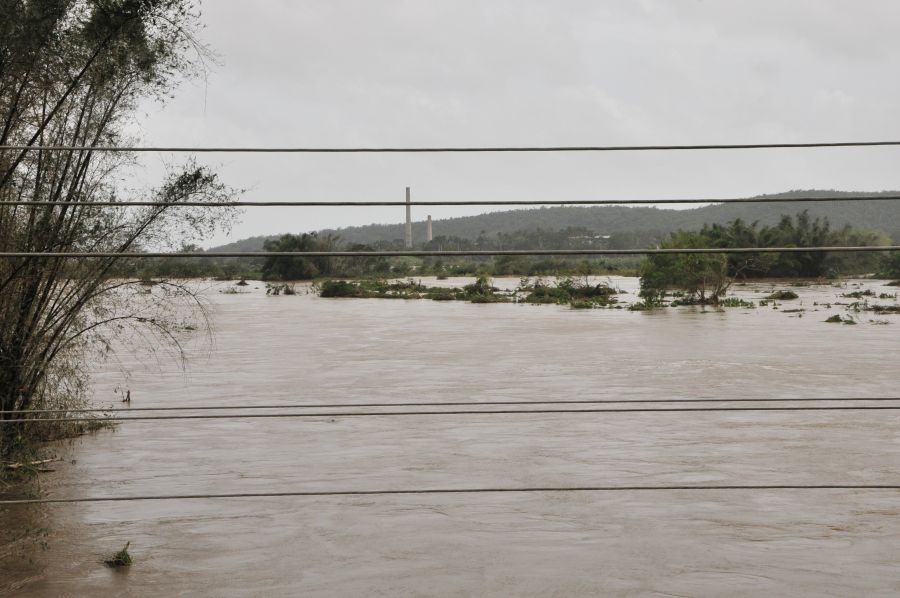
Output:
top-left (318, 276), bottom-right (620, 308)
top-left (124, 211), bottom-right (900, 293)
top-left (313, 273), bottom-right (898, 327)
top-left (767, 290), bottom-right (800, 300)
top-left (104, 542), bottom-right (133, 568)
top-left (637, 213), bottom-right (896, 306)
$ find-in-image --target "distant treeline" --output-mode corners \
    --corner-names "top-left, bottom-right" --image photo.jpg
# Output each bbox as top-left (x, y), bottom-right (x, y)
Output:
top-left (691, 212), bottom-right (890, 278)
top-left (122, 212), bottom-right (900, 282)
top-left (120, 231), bottom-right (638, 281)
top-left (276, 190), bottom-right (900, 249)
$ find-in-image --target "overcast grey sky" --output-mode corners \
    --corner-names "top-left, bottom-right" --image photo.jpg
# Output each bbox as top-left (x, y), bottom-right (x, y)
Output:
top-left (132, 0), bottom-right (900, 246)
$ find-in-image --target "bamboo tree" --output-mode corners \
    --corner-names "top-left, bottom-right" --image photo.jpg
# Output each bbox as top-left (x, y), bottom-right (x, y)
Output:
top-left (0, 1), bottom-right (237, 457)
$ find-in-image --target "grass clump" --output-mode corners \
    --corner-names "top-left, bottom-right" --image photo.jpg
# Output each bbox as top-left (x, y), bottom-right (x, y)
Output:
top-left (319, 277), bottom-right (509, 303)
top-left (519, 277), bottom-right (617, 307)
top-left (718, 297), bottom-right (756, 308)
top-left (319, 280), bottom-right (366, 298)
top-left (825, 314), bottom-right (857, 324)
top-left (424, 288), bottom-right (458, 301)
top-left (462, 276), bottom-right (504, 301)
top-left (104, 542), bottom-right (133, 568)
top-left (523, 283), bottom-right (570, 304)
top-left (843, 290), bottom-right (875, 299)
top-left (570, 300), bottom-right (595, 309)
top-left (767, 290), bottom-right (799, 300)
top-left (628, 301), bottom-right (659, 311)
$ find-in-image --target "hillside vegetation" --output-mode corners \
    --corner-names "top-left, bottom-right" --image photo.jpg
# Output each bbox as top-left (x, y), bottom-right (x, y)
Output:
top-left (212, 190), bottom-right (900, 252)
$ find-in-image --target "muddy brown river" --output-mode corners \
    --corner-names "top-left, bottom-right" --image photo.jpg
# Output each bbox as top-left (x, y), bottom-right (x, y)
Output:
top-left (2, 277), bottom-right (900, 596)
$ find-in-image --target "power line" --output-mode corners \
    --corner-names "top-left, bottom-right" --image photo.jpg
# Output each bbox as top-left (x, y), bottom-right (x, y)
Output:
top-left (6, 397), bottom-right (900, 415)
top-left (10, 405), bottom-right (900, 423)
top-left (1, 246), bottom-right (898, 259)
top-left (3, 194), bottom-right (900, 207)
top-left (5, 140), bottom-right (900, 153)
top-left (4, 485), bottom-right (900, 505)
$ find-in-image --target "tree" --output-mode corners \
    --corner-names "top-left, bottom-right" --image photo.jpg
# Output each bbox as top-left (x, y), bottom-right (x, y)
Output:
top-left (0, 1), bottom-right (237, 458)
top-left (639, 231), bottom-right (730, 305)
top-left (881, 251), bottom-right (900, 279)
top-left (260, 233), bottom-right (339, 280)
top-left (639, 213), bottom-right (891, 306)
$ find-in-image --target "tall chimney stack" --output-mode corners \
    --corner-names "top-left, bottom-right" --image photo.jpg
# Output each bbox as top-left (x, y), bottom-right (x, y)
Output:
top-left (426, 215), bottom-right (433, 242)
top-left (404, 186), bottom-right (412, 249)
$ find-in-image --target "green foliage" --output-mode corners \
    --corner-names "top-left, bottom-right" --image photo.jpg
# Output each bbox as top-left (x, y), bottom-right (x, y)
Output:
top-left (318, 280), bottom-right (364, 298)
top-left (569, 300), bottom-right (594, 309)
top-left (462, 276), bottom-right (508, 303)
top-left (694, 212), bottom-right (888, 278)
top-left (316, 275), bottom-right (620, 308)
top-left (523, 281), bottom-right (571, 304)
top-left (715, 297), bottom-right (755, 308)
top-left (880, 252), bottom-right (900, 278)
top-left (767, 290), bottom-right (799, 300)
top-left (639, 231), bottom-right (730, 305)
top-left (638, 212), bottom-right (892, 308)
top-left (318, 279), bottom-right (428, 299)
top-left (519, 277), bottom-right (617, 307)
top-left (0, 0), bottom-right (235, 456)
top-left (842, 289), bottom-right (875, 299)
top-left (104, 542), bottom-right (133, 568)
top-left (462, 276), bottom-right (494, 295)
top-left (261, 233), bottom-right (339, 280)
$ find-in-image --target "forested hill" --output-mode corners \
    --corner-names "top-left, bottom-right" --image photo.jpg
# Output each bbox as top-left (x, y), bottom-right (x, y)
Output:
top-left (211, 190), bottom-right (900, 251)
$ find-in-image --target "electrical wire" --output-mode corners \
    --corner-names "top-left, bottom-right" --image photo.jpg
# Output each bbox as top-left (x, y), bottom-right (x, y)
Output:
top-left (3, 194), bottom-right (900, 207)
top-left (5, 140), bottom-right (900, 153)
top-left (9, 405), bottom-right (900, 423)
top-left (4, 397), bottom-right (899, 415)
top-left (4, 485), bottom-right (900, 506)
top-left (1, 246), bottom-right (898, 259)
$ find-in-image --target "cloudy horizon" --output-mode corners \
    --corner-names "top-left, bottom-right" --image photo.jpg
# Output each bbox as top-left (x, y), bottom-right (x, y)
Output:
top-left (129, 1), bottom-right (900, 247)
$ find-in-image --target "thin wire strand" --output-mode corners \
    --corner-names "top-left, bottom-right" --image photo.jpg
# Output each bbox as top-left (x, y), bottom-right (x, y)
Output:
top-left (1, 246), bottom-right (898, 259)
top-left (3, 194), bottom-right (900, 207)
top-left (4, 485), bottom-right (900, 505)
top-left (10, 405), bottom-right (900, 423)
top-left (6, 397), bottom-right (900, 415)
top-left (5, 140), bottom-right (900, 153)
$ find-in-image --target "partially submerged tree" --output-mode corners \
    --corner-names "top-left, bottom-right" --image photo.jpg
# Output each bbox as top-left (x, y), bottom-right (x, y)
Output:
top-left (639, 231), bottom-right (730, 306)
top-left (0, 1), bottom-right (237, 457)
top-left (639, 213), bottom-right (892, 306)
top-left (260, 233), bottom-right (340, 280)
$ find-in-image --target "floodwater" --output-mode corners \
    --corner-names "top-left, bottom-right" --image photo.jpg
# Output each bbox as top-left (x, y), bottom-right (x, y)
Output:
top-left (2, 277), bottom-right (900, 596)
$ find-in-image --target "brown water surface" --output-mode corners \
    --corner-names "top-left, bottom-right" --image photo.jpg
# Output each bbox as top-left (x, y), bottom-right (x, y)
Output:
top-left (2, 277), bottom-right (900, 596)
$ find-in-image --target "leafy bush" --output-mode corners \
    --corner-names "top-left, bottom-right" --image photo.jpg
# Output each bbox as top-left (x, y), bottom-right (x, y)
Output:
top-left (319, 280), bottom-right (366, 298)
top-left (718, 297), bottom-right (756, 308)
